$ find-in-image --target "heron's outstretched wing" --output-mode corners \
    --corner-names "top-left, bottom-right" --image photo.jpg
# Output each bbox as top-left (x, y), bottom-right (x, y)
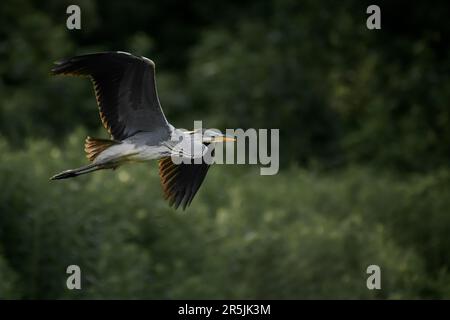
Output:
top-left (51, 51), bottom-right (171, 141)
top-left (158, 157), bottom-right (211, 210)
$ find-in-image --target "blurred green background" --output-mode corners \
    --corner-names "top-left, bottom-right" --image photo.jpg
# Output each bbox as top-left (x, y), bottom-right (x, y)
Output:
top-left (0, 0), bottom-right (449, 299)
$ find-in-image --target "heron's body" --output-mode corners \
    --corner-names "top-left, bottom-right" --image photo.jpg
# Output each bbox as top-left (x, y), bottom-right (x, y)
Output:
top-left (50, 51), bottom-right (233, 209)
top-left (94, 140), bottom-right (166, 163)
top-left (93, 130), bottom-right (205, 163)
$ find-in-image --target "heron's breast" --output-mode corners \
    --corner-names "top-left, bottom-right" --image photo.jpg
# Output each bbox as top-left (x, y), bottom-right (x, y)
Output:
top-left (126, 144), bottom-right (169, 162)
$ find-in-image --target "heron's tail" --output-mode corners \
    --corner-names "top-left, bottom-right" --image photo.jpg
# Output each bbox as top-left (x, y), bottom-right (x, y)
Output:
top-left (50, 163), bottom-right (106, 180)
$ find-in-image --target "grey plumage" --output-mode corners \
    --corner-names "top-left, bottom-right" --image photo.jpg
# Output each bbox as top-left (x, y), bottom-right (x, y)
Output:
top-left (50, 51), bottom-right (171, 141)
top-left (50, 51), bottom-right (234, 210)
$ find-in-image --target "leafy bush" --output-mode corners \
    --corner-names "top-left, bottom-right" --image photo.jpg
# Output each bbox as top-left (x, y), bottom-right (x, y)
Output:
top-left (0, 0), bottom-right (449, 300)
top-left (1, 134), bottom-right (448, 298)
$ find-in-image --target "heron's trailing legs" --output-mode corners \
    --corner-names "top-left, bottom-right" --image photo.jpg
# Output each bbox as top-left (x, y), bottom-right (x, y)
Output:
top-left (50, 163), bottom-right (115, 180)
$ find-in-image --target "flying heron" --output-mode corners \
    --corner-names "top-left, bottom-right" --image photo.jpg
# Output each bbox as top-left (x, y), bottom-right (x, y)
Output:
top-left (50, 51), bottom-right (235, 209)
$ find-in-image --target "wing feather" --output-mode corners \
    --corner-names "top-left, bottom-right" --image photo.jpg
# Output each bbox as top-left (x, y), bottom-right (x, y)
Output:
top-left (51, 51), bottom-right (171, 141)
top-left (158, 157), bottom-right (211, 210)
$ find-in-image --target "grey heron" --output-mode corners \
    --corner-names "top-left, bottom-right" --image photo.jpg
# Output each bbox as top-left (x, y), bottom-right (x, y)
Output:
top-left (50, 51), bottom-right (235, 210)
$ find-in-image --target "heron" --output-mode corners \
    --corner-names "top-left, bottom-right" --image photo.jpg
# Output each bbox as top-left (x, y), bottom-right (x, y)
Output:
top-left (50, 51), bottom-right (235, 209)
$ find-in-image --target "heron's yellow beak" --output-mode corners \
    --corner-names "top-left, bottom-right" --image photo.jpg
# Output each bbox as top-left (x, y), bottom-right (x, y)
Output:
top-left (212, 136), bottom-right (236, 143)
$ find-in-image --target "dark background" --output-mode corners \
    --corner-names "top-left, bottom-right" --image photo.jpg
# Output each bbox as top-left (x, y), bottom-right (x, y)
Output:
top-left (0, 0), bottom-right (449, 298)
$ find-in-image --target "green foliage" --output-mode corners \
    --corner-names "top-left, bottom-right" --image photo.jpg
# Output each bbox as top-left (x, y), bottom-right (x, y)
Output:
top-left (0, 0), bottom-right (449, 299)
top-left (186, 0), bottom-right (450, 170)
top-left (1, 135), bottom-right (449, 298)
top-left (0, 254), bottom-right (20, 298)
top-left (1, 0), bottom-right (448, 170)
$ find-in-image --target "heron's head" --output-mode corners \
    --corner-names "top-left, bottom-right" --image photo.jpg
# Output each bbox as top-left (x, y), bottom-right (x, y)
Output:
top-left (201, 129), bottom-right (236, 144)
